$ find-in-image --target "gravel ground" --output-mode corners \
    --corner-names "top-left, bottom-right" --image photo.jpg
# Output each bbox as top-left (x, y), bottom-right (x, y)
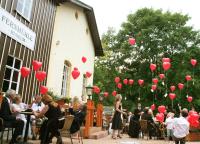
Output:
top-left (27, 134), bottom-right (200, 144)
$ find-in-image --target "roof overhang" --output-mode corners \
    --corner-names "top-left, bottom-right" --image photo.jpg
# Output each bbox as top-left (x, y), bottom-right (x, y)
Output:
top-left (56, 0), bottom-right (104, 56)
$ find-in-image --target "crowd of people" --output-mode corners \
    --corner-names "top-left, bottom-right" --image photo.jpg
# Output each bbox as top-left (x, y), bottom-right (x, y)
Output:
top-left (110, 94), bottom-right (199, 144)
top-left (1, 89), bottom-right (200, 144)
top-left (0, 89), bottom-right (86, 144)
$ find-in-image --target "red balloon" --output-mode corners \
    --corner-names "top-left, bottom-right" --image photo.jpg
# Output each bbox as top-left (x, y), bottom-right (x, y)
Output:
top-left (170, 86), bottom-right (176, 92)
top-left (187, 96), bottom-right (193, 102)
top-left (150, 64), bottom-right (156, 72)
top-left (112, 91), bottom-right (117, 96)
top-left (123, 79), bottom-right (128, 85)
top-left (20, 67), bottom-right (31, 78)
top-left (32, 60), bottom-right (42, 71)
top-left (85, 71), bottom-right (92, 78)
top-left (162, 58), bottom-right (171, 63)
top-left (159, 74), bottom-right (165, 79)
top-left (71, 68), bottom-right (80, 79)
top-left (156, 113), bottom-right (164, 123)
top-left (128, 38), bottom-right (136, 45)
top-left (151, 85), bottom-right (157, 91)
top-left (158, 105), bottom-right (166, 113)
top-left (138, 79), bottom-right (144, 86)
top-left (129, 79), bottom-right (134, 85)
top-left (82, 56), bottom-right (87, 63)
top-left (104, 92), bottom-right (109, 97)
top-left (117, 83), bottom-right (122, 89)
top-left (35, 71), bottom-right (46, 82)
top-left (185, 75), bottom-right (192, 81)
top-left (152, 78), bottom-right (158, 84)
top-left (190, 59), bottom-right (197, 66)
top-left (93, 86), bottom-right (100, 94)
top-left (151, 104), bottom-right (156, 111)
top-left (115, 77), bottom-right (120, 83)
top-left (40, 85), bottom-right (48, 94)
top-left (169, 93), bottom-right (176, 100)
top-left (178, 83), bottom-right (184, 90)
top-left (162, 62), bottom-right (171, 71)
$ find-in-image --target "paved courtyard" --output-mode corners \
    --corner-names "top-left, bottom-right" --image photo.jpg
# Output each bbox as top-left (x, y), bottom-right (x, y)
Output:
top-left (27, 134), bottom-right (200, 144)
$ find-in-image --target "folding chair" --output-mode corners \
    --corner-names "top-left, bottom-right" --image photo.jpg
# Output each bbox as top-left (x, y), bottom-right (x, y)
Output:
top-left (59, 115), bottom-right (74, 144)
top-left (139, 120), bottom-right (149, 140)
top-left (0, 118), bottom-right (14, 144)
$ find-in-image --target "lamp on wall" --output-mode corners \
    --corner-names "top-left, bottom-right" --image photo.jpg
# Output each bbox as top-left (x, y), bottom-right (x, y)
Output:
top-left (86, 85), bottom-right (93, 100)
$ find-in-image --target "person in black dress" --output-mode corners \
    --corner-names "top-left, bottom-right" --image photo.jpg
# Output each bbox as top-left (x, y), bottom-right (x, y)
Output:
top-left (33, 94), bottom-right (63, 144)
top-left (69, 104), bottom-right (87, 134)
top-left (128, 109), bottom-right (141, 138)
top-left (111, 94), bottom-right (126, 139)
top-left (0, 89), bottom-right (24, 144)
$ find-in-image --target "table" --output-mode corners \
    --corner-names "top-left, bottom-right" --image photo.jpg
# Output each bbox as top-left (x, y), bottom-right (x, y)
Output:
top-left (20, 111), bottom-right (33, 142)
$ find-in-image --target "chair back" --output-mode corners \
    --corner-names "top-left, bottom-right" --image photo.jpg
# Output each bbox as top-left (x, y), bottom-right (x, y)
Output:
top-left (61, 115), bottom-right (74, 131)
top-left (139, 120), bottom-right (148, 131)
top-left (0, 118), bottom-right (3, 131)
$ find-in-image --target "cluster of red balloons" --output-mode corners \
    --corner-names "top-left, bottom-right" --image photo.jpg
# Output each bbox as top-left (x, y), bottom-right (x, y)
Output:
top-left (188, 111), bottom-right (199, 127)
top-left (20, 60), bottom-right (48, 94)
top-left (156, 105), bottom-right (166, 123)
top-left (72, 56), bottom-right (92, 80)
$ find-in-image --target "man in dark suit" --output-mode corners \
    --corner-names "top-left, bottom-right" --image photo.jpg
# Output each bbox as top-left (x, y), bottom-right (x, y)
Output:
top-left (0, 89), bottom-right (24, 144)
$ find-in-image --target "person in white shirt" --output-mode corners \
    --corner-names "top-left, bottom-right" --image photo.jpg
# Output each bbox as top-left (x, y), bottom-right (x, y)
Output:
top-left (11, 95), bottom-right (31, 138)
top-left (165, 112), bottom-right (174, 140)
top-left (30, 95), bottom-right (45, 140)
top-left (172, 108), bottom-right (189, 144)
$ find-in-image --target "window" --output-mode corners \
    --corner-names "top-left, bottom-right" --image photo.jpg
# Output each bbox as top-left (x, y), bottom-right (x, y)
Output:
top-left (16, 0), bottom-right (33, 21)
top-left (2, 56), bottom-right (22, 93)
top-left (61, 64), bottom-right (70, 96)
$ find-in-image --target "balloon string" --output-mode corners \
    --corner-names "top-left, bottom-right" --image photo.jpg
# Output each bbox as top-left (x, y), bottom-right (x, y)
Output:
top-left (193, 67), bottom-right (195, 85)
top-left (187, 81), bottom-right (188, 96)
top-left (165, 71), bottom-right (168, 94)
top-left (172, 100), bottom-right (173, 109)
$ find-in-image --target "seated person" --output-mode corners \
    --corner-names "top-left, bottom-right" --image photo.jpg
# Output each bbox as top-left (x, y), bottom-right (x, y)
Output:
top-left (69, 103), bottom-right (87, 134)
top-left (11, 95), bottom-right (31, 138)
top-left (30, 95), bottom-right (45, 139)
top-left (128, 109), bottom-right (141, 138)
top-left (0, 89), bottom-right (24, 144)
top-left (33, 94), bottom-right (63, 144)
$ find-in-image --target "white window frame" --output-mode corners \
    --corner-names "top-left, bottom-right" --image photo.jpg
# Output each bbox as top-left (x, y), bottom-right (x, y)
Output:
top-left (3, 56), bottom-right (22, 94)
top-left (16, 0), bottom-right (33, 21)
top-left (61, 64), bottom-right (69, 96)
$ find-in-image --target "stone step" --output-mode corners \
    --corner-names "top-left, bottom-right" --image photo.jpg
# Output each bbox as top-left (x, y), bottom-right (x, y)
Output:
top-left (88, 130), bottom-right (108, 139)
top-left (80, 126), bottom-right (102, 135)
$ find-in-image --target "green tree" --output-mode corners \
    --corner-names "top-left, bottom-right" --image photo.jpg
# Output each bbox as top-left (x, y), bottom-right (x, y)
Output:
top-left (94, 8), bottom-right (200, 112)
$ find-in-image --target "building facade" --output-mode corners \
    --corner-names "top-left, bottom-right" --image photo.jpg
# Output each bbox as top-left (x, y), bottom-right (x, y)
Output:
top-left (47, 0), bottom-right (103, 101)
top-left (0, 0), bottom-right (57, 103)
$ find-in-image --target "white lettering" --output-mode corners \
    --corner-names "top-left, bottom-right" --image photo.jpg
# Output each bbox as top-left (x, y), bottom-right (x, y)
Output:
top-left (0, 7), bottom-right (36, 50)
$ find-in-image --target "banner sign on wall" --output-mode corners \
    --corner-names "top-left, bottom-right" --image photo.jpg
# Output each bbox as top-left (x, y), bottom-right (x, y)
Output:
top-left (0, 7), bottom-right (36, 50)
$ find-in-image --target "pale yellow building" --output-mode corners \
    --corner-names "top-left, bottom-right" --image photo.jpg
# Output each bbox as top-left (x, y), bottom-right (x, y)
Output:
top-left (47, 0), bottom-right (103, 101)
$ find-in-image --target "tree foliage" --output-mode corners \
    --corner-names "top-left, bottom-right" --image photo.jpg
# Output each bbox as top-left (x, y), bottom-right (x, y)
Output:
top-left (94, 8), bottom-right (200, 112)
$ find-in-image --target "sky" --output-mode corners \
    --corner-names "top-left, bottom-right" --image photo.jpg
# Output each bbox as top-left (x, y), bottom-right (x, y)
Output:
top-left (81, 0), bottom-right (200, 36)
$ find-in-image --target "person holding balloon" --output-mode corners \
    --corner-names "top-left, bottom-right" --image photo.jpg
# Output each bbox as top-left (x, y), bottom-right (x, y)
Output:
top-left (111, 94), bottom-right (126, 139)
